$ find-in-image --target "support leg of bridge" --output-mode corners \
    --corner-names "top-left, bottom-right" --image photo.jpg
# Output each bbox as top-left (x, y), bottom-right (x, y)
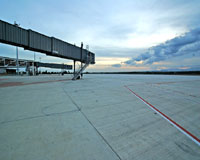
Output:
top-left (73, 60), bottom-right (76, 76)
top-left (81, 42), bottom-right (83, 79)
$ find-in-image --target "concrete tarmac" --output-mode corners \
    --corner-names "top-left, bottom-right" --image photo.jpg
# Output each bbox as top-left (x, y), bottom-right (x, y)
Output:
top-left (0, 74), bottom-right (200, 160)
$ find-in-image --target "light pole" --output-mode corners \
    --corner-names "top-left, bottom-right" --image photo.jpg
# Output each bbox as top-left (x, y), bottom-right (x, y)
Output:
top-left (39, 57), bottom-right (41, 74)
top-left (33, 52), bottom-right (36, 75)
top-left (16, 47), bottom-right (19, 75)
top-left (14, 21), bottom-right (20, 75)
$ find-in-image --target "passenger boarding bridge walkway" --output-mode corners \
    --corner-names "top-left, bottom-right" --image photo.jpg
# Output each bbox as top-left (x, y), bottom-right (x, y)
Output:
top-left (0, 20), bottom-right (95, 80)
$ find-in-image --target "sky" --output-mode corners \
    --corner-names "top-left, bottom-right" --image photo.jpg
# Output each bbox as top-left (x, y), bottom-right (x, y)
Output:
top-left (0, 0), bottom-right (200, 72)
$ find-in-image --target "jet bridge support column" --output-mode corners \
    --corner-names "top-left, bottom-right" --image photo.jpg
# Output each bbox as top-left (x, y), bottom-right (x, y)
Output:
top-left (73, 60), bottom-right (76, 76)
top-left (81, 42), bottom-right (83, 78)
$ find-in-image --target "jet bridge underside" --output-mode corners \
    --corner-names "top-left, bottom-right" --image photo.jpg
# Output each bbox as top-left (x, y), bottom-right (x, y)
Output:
top-left (35, 62), bottom-right (72, 70)
top-left (0, 20), bottom-right (95, 64)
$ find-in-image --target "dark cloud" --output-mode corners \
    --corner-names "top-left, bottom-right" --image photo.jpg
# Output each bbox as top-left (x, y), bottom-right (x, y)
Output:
top-left (112, 64), bottom-right (121, 68)
top-left (159, 65), bottom-right (200, 71)
top-left (125, 28), bottom-right (200, 65)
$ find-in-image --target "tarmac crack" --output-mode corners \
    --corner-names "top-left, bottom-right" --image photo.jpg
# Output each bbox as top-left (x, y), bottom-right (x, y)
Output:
top-left (0, 109), bottom-right (79, 125)
top-left (62, 87), bottom-right (122, 160)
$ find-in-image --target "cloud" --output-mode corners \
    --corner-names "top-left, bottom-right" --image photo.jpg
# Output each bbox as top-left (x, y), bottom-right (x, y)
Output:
top-left (159, 64), bottom-right (200, 71)
top-left (92, 46), bottom-right (146, 57)
top-left (1, 0), bottom-right (200, 72)
top-left (125, 28), bottom-right (200, 65)
top-left (112, 64), bottom-right (122, 68)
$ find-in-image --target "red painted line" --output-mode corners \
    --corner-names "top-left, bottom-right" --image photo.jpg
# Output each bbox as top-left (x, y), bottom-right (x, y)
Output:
top-left (0, 82), bottom-right (24, 87)
top-left (0, 78), bottom-right (9, 81)
top-left (124, 85), bottom-right (200, 146)
top-left (0, 78), bottom-right (71, 88)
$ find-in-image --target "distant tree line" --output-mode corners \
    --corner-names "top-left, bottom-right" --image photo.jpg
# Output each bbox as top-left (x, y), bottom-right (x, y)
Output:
top-left (85, 71), bottom-right (200, 75)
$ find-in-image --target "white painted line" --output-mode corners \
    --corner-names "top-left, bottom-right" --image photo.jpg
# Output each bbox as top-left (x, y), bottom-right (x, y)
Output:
top-left (125, 86), bottom-right (200, 146)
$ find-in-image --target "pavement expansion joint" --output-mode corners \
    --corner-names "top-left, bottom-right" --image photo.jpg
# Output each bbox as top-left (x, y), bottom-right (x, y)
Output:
top-left (62, 87), bottom-right (122, 160)
top-left (0, 109), bottom-right (79, 125)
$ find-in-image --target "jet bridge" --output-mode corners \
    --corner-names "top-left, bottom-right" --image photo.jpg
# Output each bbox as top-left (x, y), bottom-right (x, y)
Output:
top-left (0, 20), bottom-right (95, 79)
top-left (0, 20), bottom-right (95, 64)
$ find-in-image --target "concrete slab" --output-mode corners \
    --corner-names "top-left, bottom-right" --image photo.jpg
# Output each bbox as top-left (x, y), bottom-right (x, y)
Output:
top-left (0, 74), bottom-right (200, 159)
top-left (0, 112), bottom-right (118, 160)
